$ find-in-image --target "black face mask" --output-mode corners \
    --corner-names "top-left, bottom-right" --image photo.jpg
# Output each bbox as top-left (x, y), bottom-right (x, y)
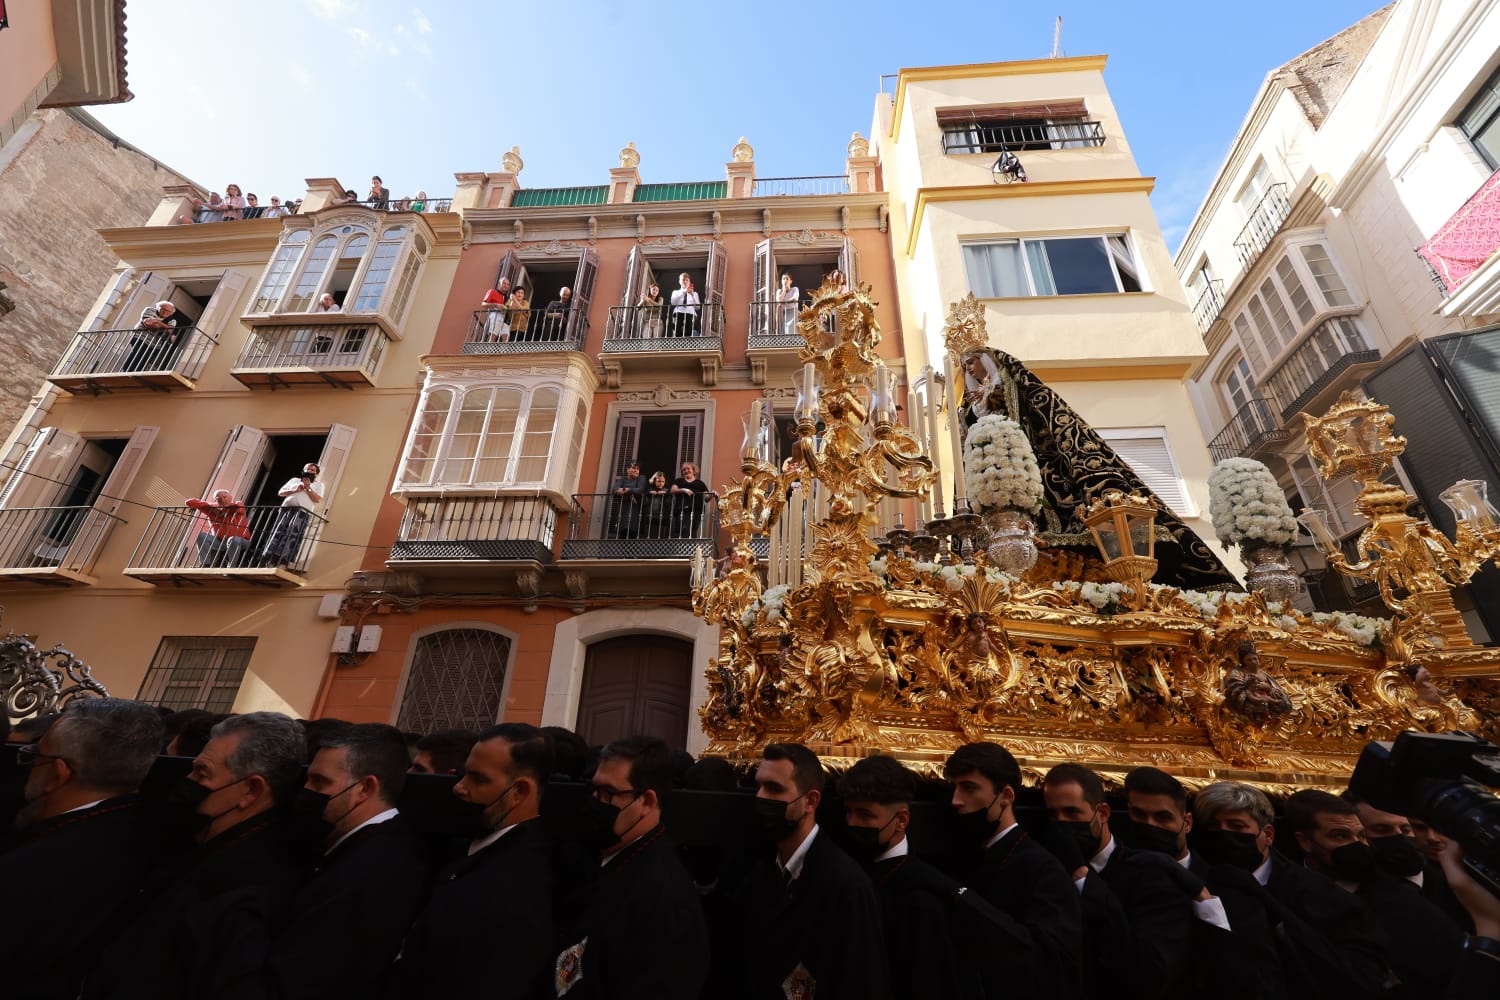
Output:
top-left (845, 814), bottom-right (898, 865)
top-left (1190, 828), bottom-right (1265, 872)
top-left (1327, 841), bottom-right (1377, 882)
top-left (1369, 834), bottom-right (1425, 878)
top-left (754, 795), bottom-right (803, 843)
top-left (291, 781), bottom-right (359, 844)
top-left (1050, 820), bottom-right (1102, 868)
top-left (165, 775), bottom-right (248, 835)
top-left (579, 793), bottom-right (640, 852)
top-left (954, 794), bottom-right (1002, 846)
top-left (458, 780), bottom-right (516, 841)
top-left (1119, 820), bottom-right (1184, 857)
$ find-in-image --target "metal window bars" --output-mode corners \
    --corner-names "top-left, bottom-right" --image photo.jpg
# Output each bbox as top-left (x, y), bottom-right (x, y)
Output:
top-left (603, 303), bottom-right (725, 348)
top-left (561, 492), bottom-right (719, 560)
top-left (50, 325), bottom-right (218, 383)
top-left (462, 308), bottom-right (585, 353)
top-left (125, 504), bottom-right (327, 574)
top-left (940, 119), bottom-right (1105, 154)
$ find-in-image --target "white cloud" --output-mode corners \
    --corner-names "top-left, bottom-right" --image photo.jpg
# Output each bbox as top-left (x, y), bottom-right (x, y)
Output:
top-left (347, 26), bottom-right (373, 47)
top-left (309, 0), bottom-right (356, 19)
top-left (405, 78), bottom-right (427, 99)
top-left (413, 8), bottom-right (432, 34)
top-left (288, 63), bottom-right (314, 90)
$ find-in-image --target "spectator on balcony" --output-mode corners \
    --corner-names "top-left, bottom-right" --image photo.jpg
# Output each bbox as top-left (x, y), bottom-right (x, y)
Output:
top-left (671, 462), bottom-right (717, 537)
top-left (410, 191), bottom-right (428, 213)
top-left (670, 273), bottom-right (700, 337)
top-left (368, 176), bottom-right (389, 209)
top-left (191, 191), bottom-right (225, 223)
top-left (610, 462), bottom-right (648, 538)
top-left (187, 489), bottom-right (253, 568)
top-left (316, 293), bottom-right (341, 313)
top-left (264, 196), bottom-right (288, 219)
top-left (221, 183), bottom-right (247, 221)
top-left (777, 273), bottom-right (800, 337)
top-left (637, 282), bottom-right (664, 339)
top-left (644, 471), bottom-right (672, 538)
top-left (507, 287), bottom-right (531, 341)
top-left (542, 286), bottom-right (574, 341)
top-left (332, 189), bottom-right (360, 207)
top-left (124, 300), bottom-right (184, 372)
top-left (243, 193), bottom-right (263, 219)
top-left (261, 462), bottom-right (324, 569)
top-left (479, 288), bottom-right (509, 342)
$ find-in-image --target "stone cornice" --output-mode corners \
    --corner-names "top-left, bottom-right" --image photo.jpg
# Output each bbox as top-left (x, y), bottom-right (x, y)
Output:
top-left (903, 177), bottom-right (1156, 257)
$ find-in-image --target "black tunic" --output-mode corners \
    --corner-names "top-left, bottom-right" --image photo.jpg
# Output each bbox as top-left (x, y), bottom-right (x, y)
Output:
top-left (1094, 845), bottom-right (1198, 1000)
top-left (735, 828), bottom-right (891, 1000)
top-left (1262, 854), bottom-right (1392, 999)
top-left (556, 825), bottom-right (708, 1000)
top-left (1354, 872), bottom-right (1465, 996)
top-left (0, 796), bottom-right (164, 1000)
top-left (390, 816), bottom-right (555, 1000)
top-left (1187, 852), bottom-right (1290, 1000)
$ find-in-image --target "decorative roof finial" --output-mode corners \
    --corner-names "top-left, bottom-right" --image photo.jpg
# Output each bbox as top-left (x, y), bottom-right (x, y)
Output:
top-left (619, 142), bottom-right (640, 169)
top-left (847, 131), bottom-right (870, 158)
top-left (732, 137), bottom-right (754, 163)
top-left (502, 146), bottom-right (524, 173)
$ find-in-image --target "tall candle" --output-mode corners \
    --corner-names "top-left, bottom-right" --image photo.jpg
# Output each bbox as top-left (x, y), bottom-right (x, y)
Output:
top-left (945, 352), bottom-right (966, 505)
top-left (924, 367), bottom-right (943, 514)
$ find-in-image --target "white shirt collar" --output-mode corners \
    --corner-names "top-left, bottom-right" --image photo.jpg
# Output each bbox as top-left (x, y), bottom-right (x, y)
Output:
top-left (1089, 833), bottom-right (1117, 872)
top-left (467, 820), bottom-right (519, 857)
top-left (326, 807), bottom-right (398, 856)
top-left (778, 823), bottom-right (820, 881)
top-left (1406, 869), bottom-right (1425, 889)
top-left (1252, 854), bottom-right (1274, 886)
top-left (1176, 850), bottom-right (1193, 869)
top-left (876, 835), bottom-right (910, 863)
top-left (984, 820), bottom-right (1019, 850)
top-left (59, 798), bottom-right (109, 817)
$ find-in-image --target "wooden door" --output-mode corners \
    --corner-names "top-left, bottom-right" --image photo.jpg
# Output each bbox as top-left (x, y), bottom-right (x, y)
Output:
top-left (575, 635), bottom-right (693, 749)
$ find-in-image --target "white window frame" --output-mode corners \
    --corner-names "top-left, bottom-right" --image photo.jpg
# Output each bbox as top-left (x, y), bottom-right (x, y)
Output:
top-left (962, 232), bottom-right (1147, 298)
top-left (249, 219), bottom-right (426, 317)
top-left (1218, 353), bottom-right (1257, 416)
top-left (1097, 426), bottom-right (1194, 517)
top-left (136, 636), bottom-right (255, 712)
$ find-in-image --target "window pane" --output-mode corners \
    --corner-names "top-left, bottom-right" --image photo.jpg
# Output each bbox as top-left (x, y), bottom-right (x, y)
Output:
top-left (1259, 279), bottom-right (1296, 348)
top-left (566, 399), bottom-right (588, 490)
top-left (253, 233), bottom-right (308, 312)
top-left (285, 235), bottom-right (336, 311)
top-left (1459, 73), bottom-right (1500, 169)
top-left (1246, 295), bottom-right (1280, 355)
top-left (352, 240), bottom-right (401, 312)
top-left (1233, 314), bottom-right (1266, 373)
top-left (1299, 244), bottom-right (1352, 306)
top-left (1275, 257), bottom-right (1316, 324)
top-left (475, 389), bottom-right (522, 482)
top-left (1108, 235), bottom-right (1142, 292)
top-left (962, 242), bottom-right (1026, 297)
top-left (441, 390), bottom-right (491, 483)
top-left (515, 388), bottom-right (559, 483)
top-left (1024, 241), bottom-right (1057, 295)
top-left (388, 254), bottom-right (423, 322)
top-left (401, 388), bottom-right (452, 483)
top-left (1468, 115), bottom-right (1500, 171)
top-left (1037, 237), bottom-right (1116, 295)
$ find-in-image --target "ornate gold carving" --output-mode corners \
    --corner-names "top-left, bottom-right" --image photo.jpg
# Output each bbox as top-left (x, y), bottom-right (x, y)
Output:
top-left (943, 293), bottom-right (989, 356)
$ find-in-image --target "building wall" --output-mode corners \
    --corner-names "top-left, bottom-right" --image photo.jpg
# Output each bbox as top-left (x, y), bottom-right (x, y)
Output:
top-left (0, 2), bottom-right (61, 146)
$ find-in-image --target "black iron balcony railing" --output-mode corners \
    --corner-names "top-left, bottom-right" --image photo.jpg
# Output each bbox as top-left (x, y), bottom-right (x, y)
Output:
top-left (125, 504), bottom-right (326, 577)
top-left (49, 326), bottom-right (217, 392)
top-left (231, 322), bottom-right (386, 387)
top-left (1263, 315), bottom-right (1380, 420)
top-left (748, 299), bottom-right (814, 348)
top-left (348, 197), bottom-right (453, 213)
top-left (390, 495), bottom-right (557, 562)
top-left (462, 308), bottom-right (585, 353)
top-left (1233, 183), bottom-right (1292, 267)
top-left (940, 120), bottom-right (1106, 154)
top-left (603, 304), bottom-right (725, 348)
top-left (1191, 280), bottom-right (1226, 333)
top-left (0, 505), bottom-right (124, 579)
top-left (1207, 397), bottom-right (1292, 463)
top-left (752, 176), bottom-right (851, 197)
top-left (561, 492), bottom-right (718, 560)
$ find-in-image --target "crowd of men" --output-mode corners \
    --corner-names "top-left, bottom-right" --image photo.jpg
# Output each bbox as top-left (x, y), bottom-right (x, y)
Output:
top-left (1, 699), bottom-right (1497, 999)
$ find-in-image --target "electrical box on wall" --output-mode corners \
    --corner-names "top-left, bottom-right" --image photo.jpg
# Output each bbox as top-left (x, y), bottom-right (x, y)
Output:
top-left (317, 595), bottom-right (344, 619)
top-left (356, 625), bottom-right (382, 653)
top-left (331, 625), bottom-right (356, 653)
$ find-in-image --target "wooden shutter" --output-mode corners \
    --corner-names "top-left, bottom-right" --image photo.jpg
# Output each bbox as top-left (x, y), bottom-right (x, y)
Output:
top-left (676, 412), bottom-right (704, 470)
top-left (611, 413), bottom-right (641, 480)
top-left (570, 249), bottom-right (599, 341)
top-left (753, 239), bottom-right (774, 338)
top-left (315, 423), bottom-right (358, 517)
top-left (705, 241), bottom-right (728, 338)
top-left (95, 272), bottom-right (172, 371)
top-left (1101, 430), bottom-right (1191, 516)
top-left (179, 271), bottom-right (247, 379)
top-left (0, 428), bottom-right (85, 509)
top-left (495, 250), bottom-right (522, 291)
top-left (839, 237), bottom-right (861, 289)
top-left (202, 425), bottom-right (269, 501)
top-left (88, 268), bottom-right (138, 331)
top-left (621, 244), bottom-right (646, 306)
top-left (61, 425), bottom-right (158, 573)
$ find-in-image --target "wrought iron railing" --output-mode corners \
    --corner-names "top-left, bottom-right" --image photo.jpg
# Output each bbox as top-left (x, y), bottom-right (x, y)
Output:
top-left (0, 505), bottom-right (125, 576)
top-left (561, 492), bottom-right (718, 560)
top-left (50, 325), bottom-right (217, 384)
top-left (233, 323), bottom-right (386, 376)
top-left (125, 504), bottom-right (327, 574)
top-left (1191, 279), bottom-right (1225, 333)
top-left (747, 298), bottom-right (830, 348)
top-left (1207, 397), bottom-right (1291, 463)
top-left (1233, 184), bottom-right (1292, 267)
top-left (390, 495), bottom-right (557, 562)
top-left (1263, 315), bottom-right (1379, 420)
top-left (462, 308), bottom-right (585, 353)
top-left (349, 197), bottom-right (452, 213)
top-left (752, 176), bottom-right (851, 197)
top-left (604, 303), bottom-right (726, 347)
top-left (940, 120), bottom-right (1106, 154)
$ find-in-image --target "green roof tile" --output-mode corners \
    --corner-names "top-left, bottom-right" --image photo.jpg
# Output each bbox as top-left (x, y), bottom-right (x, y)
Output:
top-left (511, 186), bottom-right (609, 208)
top-left (633, 181), bottom-right (727, 202)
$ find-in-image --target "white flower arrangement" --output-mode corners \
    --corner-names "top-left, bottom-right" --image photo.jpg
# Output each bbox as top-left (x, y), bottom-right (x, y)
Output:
top-left (868, 556), bottom-right (889, 579)
top-left (964, 415), bottom-right (1043, 514)
top-left (1311, 610), bottom-right (1387, 648)
top-left (761, 584), bottom-right (791, 622)
top-left (1080, 581), bottom-right (1130, 612)
top-left (1208, 458), bottom-right (1299, 550)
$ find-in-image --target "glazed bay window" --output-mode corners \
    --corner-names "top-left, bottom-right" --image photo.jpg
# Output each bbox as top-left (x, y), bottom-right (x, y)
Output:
top-left (247, 218), bottom-right (427, 329)
top-left (963, 235), bottom-right (1142, 297)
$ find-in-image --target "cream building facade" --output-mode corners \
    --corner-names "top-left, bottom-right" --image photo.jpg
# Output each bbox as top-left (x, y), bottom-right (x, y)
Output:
top-left (1174, 0), bottom-right (1500, 631)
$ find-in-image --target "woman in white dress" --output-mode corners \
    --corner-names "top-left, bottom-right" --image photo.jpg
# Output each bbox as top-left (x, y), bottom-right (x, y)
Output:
top-left (776, 273), bottom-right (800, 337)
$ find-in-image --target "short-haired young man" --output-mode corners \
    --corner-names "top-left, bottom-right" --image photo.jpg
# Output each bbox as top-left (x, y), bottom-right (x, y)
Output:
top-left (740, 742), bottom-right (891, 999)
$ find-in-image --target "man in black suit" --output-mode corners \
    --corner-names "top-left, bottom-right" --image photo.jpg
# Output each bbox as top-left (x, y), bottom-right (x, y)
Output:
top-left (1, 699), bottom-right (165, 1000)
top-left (737, 742), bottom-right (890, 999)
top-left (390, 722), bottom-right (555, 1000)
top-left (247, 723), bottom-right (430, 1000)
top-left (945, 742), bottom-right (1083, 1000)
top-left (841, 754), bottom-right (1027, 1000)
top-left (555, 735), bottom-right (707, 1000)
top-left (408, 728), bottom-right (476, 775)
top-left (1191, 781), bottom-right (1390, 1000)
top-left (1286, 789), bottom-right (1462, 997)
top-left (85, 711), bottom-right (309, 1000)
top-left (1348, 791), bottom-right (1473, 932)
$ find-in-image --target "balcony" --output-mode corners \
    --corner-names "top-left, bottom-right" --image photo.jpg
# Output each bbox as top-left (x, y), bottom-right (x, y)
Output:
top-left (752, 176), bottom-right (851, 197)
top-left (0, 506), bottom-right (124, 585)
top-left (230, 321), bottom-right (387, 388)
top-left (1207, 397), bottom-right (1291, 463)
top-left (123, 505), bottom-right (325, 588)
top-left (940, 120), bottom-right (1107, 154)
top-left (747, 299), bottom-right (816, 385)
top-left (1263, 315), bottom-right (1380, 421)
top-left (1191, 280), bottom-right (1225, 334)
top-left (461, 309), bottom-right (585, 354)
top-left (600, 304), bottom-right (725, 387)
top-left (1419, 168), bottom-right (1500, 317)
top-left (1233, 184), bottom-right (1292, 268)
top-left (48, 326), bottom-right (217, 394)
top-left (389, 495), bottom-right (557, 567)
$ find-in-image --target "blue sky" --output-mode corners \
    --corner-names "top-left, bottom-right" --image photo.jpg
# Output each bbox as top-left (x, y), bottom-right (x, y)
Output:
top-left (93, 0), bottom-right (1389, 249)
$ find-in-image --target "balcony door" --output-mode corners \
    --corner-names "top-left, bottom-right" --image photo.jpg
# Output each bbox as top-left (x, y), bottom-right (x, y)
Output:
top-left (575, 635), bottom-right (693, 749)
top-left (610, 411), bottom-right (703, 481)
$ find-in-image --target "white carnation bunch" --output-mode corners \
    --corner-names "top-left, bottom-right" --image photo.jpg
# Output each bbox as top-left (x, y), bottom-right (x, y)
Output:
top-left (963, 415), bottom-right (1043, 514)
top-left (1207, 458), bottom-right (1299, 549)
top-left (761, 584), bottom-right (791, 622)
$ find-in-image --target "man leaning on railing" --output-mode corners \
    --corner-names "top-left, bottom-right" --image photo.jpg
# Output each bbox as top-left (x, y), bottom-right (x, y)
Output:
top-left (186, 490), bottom-right (253, 568)
top-left (261, 463), bottom-right (324, 569)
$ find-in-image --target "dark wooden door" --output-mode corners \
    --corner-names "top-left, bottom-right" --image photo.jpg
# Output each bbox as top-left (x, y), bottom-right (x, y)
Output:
top-left (575, 635), bottom-right (693, 749)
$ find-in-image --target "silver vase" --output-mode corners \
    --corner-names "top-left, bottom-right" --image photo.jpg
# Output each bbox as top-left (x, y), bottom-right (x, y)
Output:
top-left (1241, 544), bottom-right (1300, 602)
top-left (983, 507), bottom-right (1038, 575)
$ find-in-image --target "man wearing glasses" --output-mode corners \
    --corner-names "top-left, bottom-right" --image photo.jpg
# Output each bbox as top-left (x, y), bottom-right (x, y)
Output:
top-left (2, 699), bottom-right (165, 1000)
top-left (554, 735), bottom-right (708, 999)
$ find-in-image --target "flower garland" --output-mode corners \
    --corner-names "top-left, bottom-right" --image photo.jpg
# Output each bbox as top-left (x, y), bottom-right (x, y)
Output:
top-left (963, 415), bottom-right (1043, 514)
top-left (1207, 458), bottom-right (1299, 550)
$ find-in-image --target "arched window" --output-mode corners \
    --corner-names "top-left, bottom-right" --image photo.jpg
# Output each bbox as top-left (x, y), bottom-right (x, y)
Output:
top-left (351, 236), bottom-right (402, 312)
top-left (285, 234), bottom-right (338, 311)
top-left (253, 232), bottom-right (309, 312)
top-left (396, 627), bottom-right (512, 733)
